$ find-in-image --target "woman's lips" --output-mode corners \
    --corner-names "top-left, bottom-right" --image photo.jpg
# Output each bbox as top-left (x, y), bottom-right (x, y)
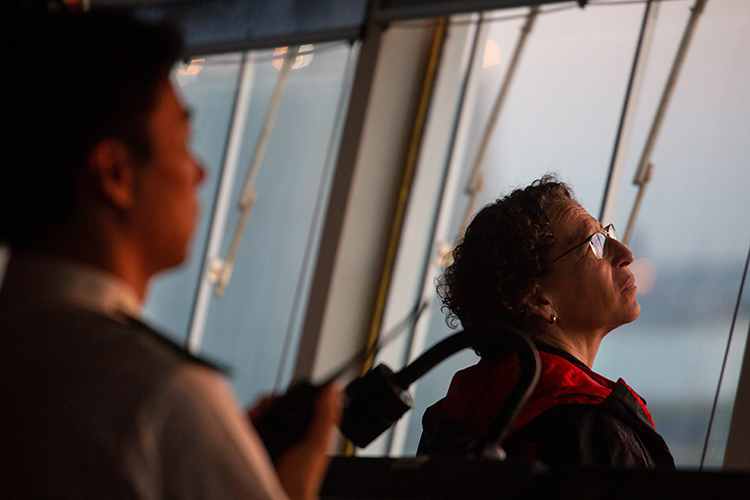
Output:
top-left (622, 275), bottom-right (637, 293)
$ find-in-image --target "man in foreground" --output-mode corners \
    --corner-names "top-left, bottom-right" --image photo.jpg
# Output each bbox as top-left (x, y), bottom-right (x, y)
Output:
top-left (1, 7), bottom-right (340, 499)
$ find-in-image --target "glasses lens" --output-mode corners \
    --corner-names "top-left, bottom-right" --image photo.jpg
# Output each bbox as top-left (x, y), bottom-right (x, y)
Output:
top-left (589, 232), bottom-right (606, 259)
top-left (607, 224), bottom-right (617, 241)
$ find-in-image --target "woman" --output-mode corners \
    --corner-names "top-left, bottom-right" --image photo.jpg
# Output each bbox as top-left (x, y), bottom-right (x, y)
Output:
top-left (418, 176), bottom-right (674, 468)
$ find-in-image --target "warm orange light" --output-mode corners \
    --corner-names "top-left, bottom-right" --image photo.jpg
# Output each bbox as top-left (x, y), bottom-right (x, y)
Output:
top-left (272, 47), bottom-right (289, 70)
top-left (175, 58), bottom-right (206, 87)
top-left (272, 45), bottom-right (314, 70)
top-left (178, 58), bottom-right (205, 76)
top-left (482, 39), bottom-right (501, 68)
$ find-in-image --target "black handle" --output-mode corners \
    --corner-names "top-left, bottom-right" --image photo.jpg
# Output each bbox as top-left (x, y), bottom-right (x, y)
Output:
top-left (251, 382), bottom-right (322, 465)
top-left (339, 324), bottom-right (540, 456)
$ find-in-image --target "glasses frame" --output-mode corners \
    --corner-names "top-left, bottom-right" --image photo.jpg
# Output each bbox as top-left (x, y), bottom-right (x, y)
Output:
top-left (549, 223), bottom-right (617, 265)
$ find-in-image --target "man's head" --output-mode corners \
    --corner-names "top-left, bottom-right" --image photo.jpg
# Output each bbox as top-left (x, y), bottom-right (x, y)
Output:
top-left (124, 80), bottom-right (206, 277)
top-left (3, 8), bottom-right (183, 251)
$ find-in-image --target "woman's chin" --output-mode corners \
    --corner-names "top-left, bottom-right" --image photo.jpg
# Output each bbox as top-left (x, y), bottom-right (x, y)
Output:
top-left (626, 302), bottom-right (641, 324)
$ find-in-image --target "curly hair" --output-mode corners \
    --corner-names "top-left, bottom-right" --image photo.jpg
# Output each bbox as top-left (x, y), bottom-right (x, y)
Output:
top-left (437, 175), bottom-right (575, 342)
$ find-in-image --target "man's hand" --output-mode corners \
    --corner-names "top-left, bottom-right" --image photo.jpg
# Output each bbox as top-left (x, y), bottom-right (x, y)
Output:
top-left (274, 383), bottom-right (342, 500)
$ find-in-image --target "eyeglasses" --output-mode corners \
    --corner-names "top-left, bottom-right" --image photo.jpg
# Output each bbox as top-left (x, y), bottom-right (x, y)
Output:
top-left (550, 224), bottom-right (617, 264)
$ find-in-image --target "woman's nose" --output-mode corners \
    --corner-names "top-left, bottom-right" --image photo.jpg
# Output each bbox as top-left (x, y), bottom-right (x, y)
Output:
top-left (608, 238), bottom-right (634, 268)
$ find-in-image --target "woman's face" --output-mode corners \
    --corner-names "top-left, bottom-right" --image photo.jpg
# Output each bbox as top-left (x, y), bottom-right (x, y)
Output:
top-left (538, 200), bottom-right (640, 336)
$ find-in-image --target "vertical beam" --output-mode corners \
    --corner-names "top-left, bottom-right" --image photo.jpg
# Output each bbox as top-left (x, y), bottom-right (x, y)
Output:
top-left (388, 13), bottom-right (487, 456)
top-left (723, 242), bottom-right (750, 470)
top-left (187, 53), bottom-right (256, 354)
top-left (292, 22), bottom-right (385, 380)
top-left (213, 47), bottom-right (298, 297)
top-left (293, 20), bottom-right (438, 383)
top-left (360, 17), bottom-right (447, 378)
top-left (725, 320), bottom-right (750, 470)
top-left (631, 0), bottom-right (707, 189)
top-left (354, 13), bottom-right (482, 457)
top-left (599, 0), bottom-right (659, 225)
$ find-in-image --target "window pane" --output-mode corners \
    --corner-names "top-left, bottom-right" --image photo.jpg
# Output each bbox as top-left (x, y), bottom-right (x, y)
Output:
top-left (397, 0), bottom-right (750, 468)
top-left (400, 2), bottom-right (649, 456)
top-left (142, 42), bottom-right (356, 407)
top-left (595, 0), bottom-right (750, 468)
top-left (198, 43), bottom-right (356, 406)
top-left (468, 3), bottom-right (644, 214)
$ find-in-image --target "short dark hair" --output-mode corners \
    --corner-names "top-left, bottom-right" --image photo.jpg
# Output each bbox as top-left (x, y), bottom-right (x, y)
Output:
top-left (2, 7), bottom-right (182, 249)
top-left (437, 175), bottom-right (575, 341)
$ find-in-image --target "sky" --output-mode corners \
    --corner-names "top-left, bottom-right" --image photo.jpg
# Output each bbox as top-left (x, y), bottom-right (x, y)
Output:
top-left (466, 0), bottom-right (750, 268)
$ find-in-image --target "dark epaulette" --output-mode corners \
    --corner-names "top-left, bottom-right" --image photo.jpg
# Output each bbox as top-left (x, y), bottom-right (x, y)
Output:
top-left (116, 312), bottom-right (232, 376)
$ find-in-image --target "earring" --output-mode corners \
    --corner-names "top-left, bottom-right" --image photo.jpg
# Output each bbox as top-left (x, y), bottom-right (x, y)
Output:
top-left (549, 315), bottom-right (557, 325)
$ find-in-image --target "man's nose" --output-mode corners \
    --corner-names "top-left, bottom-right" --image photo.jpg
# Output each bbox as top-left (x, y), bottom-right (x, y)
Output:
top-left (194, 157), bottom-right (207, 185)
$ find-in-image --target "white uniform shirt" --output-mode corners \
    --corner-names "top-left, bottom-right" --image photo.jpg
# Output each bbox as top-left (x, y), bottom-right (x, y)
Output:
top-left (0, 256), bottom-right (289, 500)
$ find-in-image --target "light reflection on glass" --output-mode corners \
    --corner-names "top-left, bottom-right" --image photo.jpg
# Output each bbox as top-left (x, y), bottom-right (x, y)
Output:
top-left (272, 45), bottom-right (315, 70)
top-left (176, 58), bottom-right (205, 87)
top-left (482, 38), bottom-right (501, 68)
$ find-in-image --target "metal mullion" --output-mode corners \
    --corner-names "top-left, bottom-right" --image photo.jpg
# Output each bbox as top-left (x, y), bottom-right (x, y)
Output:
top-left (599, 0), bottom-right (659, 225)
top-left (186, 52), bottom-right (257, 354)
top-left (618, 0), bottom-right (708, 244)
top-left (386, 13), bottom-right (488, 456)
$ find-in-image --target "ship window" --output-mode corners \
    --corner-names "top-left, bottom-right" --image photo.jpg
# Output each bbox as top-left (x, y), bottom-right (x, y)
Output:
top-left (382, 0), bottom-right (750, 469)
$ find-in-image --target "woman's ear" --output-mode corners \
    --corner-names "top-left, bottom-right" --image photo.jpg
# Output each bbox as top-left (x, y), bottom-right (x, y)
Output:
top-left (528, 285), bottom-right (556, 325)
top-left (87, 138), bottom-right (135, 209)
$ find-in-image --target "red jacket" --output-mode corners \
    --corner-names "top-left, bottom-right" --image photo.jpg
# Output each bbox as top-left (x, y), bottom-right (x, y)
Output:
top-left (419, 345), bottom-right (674, 468)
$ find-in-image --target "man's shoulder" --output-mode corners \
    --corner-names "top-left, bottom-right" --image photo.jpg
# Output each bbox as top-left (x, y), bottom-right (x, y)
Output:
top-left (1, 305), bottom-right (213, 401)
top-left (0, 306), bottom-right (254, 498)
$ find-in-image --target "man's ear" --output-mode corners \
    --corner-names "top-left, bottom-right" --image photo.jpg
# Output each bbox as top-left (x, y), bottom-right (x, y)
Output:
top-left (527, 286), bottom-right (556, 324)
top-left (87, 138), bottom-right (136, 209)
